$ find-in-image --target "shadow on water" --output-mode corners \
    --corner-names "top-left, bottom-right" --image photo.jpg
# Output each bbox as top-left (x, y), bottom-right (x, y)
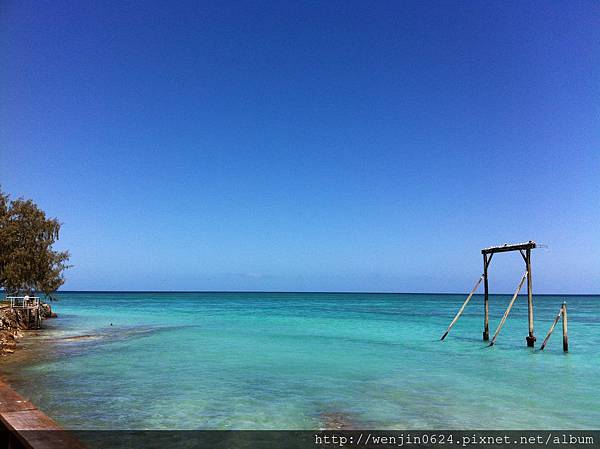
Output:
top-left (0, 324), bottom-right (201, 372)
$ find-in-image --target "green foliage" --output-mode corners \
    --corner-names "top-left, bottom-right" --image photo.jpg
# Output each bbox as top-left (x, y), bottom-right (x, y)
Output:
top-left (0, 188), bottom-right (70, 298)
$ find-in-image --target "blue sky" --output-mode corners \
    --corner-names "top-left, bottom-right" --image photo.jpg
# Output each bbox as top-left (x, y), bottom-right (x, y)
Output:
top-left (1, 1), bottom-right (599, 292)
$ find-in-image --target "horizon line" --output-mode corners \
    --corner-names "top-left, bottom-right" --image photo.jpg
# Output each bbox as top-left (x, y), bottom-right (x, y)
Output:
top-left (49, 290), bottom-right (600, 296)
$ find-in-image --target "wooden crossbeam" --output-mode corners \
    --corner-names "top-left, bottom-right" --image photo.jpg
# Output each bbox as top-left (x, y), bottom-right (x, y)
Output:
top-left (481, 241), bottom-right (536, 255)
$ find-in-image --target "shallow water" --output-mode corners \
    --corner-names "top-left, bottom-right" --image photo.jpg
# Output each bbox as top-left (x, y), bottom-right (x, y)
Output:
top-left (1, 292), bottom-right (598, 429)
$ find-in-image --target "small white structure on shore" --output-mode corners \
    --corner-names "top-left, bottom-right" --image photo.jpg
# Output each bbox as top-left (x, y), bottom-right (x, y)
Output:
top-left (5, 296), bottom-right (42, 329)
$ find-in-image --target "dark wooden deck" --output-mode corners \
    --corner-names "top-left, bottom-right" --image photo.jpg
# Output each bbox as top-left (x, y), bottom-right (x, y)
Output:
top-left (0, 380), bottom-right (86, 449)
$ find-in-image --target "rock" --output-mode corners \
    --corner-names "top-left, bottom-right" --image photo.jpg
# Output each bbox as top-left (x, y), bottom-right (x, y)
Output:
top-left (0, 300), bottom-right (54, 355)
top-left (40, 303), bottom-right (55, 318)
top-left (0, 329), bottom-right (17, 355)
top-left (320, 412), bottom-right (358, 430)
top-left (60, 334), bottom-right (101, 342)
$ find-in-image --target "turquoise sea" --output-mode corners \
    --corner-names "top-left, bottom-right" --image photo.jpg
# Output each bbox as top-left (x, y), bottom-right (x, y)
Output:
top-left (1, 292), bottom-right (599, 429)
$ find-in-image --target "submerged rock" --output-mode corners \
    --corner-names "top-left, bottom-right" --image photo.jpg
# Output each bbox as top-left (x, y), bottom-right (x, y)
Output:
top-left (60, 334), bottom-right (100, 342)
top-left (320, 412), bottom-right (359, 430)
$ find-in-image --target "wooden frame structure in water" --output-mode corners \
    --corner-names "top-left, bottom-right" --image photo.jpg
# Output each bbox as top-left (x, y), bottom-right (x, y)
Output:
top-left (441, 240), bottom-right (538, 347)
top-left (481, 241), bottom-right (537, 346)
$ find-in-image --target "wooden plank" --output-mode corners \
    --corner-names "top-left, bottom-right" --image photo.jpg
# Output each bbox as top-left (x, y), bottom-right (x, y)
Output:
top-left (440, 275), bottom-right (483, 340)
top-left (489, 271), bottom-right (528, 346)
top-left (0, 382), bottom-right (37, 413)
top-left (539, 307), bottom-right (562, 350)
top-left (0, 409), bottom-right (63, 431)
top-left (0, 410), bottom-right (86, 449)
top-left (481, 241), bottom-right (536, 254)
top-left (0, 381), bottom-right (87, 449)
top-left (485, 253), bottom-right (494, 269)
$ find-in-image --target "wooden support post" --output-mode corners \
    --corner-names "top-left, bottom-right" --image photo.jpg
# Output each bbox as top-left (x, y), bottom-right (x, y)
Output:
top-left (483, 253), bottom-right (490, 341)
top-left (525, 249), bottom-right (536, 347)
top-left (441, 275), bottom-right (484, 340)
top-left (562, 302), bottom-right (568, 352)
top-left (539, 307), bottom-right (562, 350)
top-left (489, 271), bottom-right (528, 347)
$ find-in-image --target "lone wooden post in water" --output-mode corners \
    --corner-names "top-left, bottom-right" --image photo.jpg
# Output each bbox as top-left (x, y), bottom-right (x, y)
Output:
top-left (540, 302), bottom-right (569, 352)
top-left (562, 302), bottom-right (568, 352)
top-left (540, 306), bottom-right (562, 350)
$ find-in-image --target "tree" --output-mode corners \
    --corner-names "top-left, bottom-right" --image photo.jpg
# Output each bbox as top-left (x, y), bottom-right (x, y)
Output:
top-left (0, 188), bottom-right (70, 298)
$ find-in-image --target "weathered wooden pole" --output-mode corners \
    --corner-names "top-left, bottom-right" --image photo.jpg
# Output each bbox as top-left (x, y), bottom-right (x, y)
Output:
top-left (539, 306), bottom-right (562, 350)
top-left (489, 271), bottom-right (528, 347)
top-left (483, 253), bottom-right (490, 341)
top-left (441, 275), bottom-right (484, 340)
top-left (525, 249), bottom-right (536, 347)
top-left (562, 302), bottom-right (568, 352)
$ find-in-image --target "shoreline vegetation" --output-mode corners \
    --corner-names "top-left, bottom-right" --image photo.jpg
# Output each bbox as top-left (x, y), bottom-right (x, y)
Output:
top-left (1, 187), bottom-right (69, 358)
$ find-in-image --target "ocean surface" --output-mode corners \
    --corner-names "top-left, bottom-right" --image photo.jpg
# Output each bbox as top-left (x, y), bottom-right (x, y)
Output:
top-left (1, 292), bottom-right (599, 429)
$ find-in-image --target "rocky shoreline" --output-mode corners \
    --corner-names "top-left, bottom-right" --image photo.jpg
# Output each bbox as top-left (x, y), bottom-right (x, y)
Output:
top-left (0, 303), bottom-right (56, 355)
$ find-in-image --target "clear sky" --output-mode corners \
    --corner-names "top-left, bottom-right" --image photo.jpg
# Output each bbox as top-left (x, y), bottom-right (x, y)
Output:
top-left (1, 1), bottom-right (599, 293)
